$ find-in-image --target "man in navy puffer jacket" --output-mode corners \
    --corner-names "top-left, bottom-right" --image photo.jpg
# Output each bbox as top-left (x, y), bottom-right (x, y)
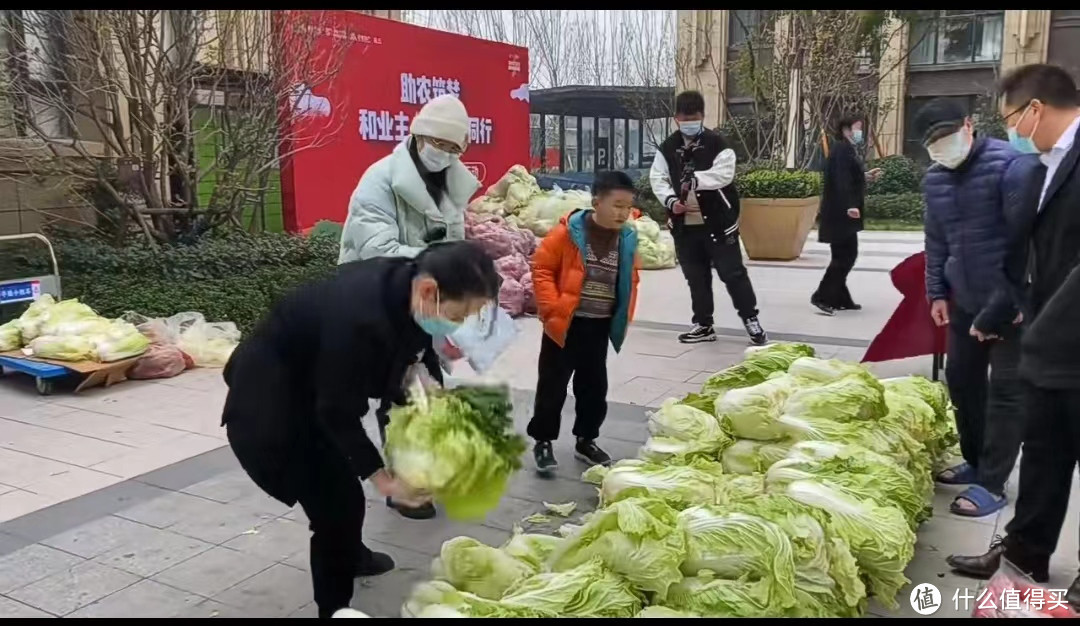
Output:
top-left (917, 98), bottom-right (1043, 518)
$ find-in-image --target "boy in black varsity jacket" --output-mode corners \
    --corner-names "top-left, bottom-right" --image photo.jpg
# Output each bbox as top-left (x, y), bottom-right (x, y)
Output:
top-left (648, 90), bottom-right (767, 345)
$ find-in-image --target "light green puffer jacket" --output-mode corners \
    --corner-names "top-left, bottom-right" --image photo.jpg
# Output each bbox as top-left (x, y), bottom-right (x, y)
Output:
top-left (338, 139), bottom-right (480, 263)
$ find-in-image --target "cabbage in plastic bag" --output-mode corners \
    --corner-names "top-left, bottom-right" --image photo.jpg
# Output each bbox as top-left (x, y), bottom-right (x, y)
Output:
top-left (89, 320), bottom-right (151, 362)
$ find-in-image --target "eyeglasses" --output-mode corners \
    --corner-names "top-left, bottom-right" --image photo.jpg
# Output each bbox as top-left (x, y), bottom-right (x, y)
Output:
top-left (425, 137), bottom-right (464, 155)
top-left (1003, 100), bottom-right (1035, 122)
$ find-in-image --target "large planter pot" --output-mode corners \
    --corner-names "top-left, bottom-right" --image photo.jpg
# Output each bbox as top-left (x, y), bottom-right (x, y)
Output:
top-left (739, 196), bottom-right (820, 261)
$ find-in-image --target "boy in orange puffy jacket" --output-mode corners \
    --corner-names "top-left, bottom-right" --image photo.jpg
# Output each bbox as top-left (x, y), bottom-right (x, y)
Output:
top-left (528, 170), bottom-right (641, 475)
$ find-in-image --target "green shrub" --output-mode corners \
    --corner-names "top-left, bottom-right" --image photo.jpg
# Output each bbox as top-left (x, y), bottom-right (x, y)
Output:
top-left (737, 168), bottom-right (823, 199)
top-left (866, 155), bottom-right (924, 195)
top-left (309, 219), bottom-right (344, 242)
top-left (864, 192), bottom-right (925, 224)
top-left (633, 175), bottom-right (668, 225)
top-left (5, 229), bottom-right (340, 335)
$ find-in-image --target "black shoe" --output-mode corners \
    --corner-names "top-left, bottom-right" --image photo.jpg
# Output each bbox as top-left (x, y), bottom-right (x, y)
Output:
top-left (386, 497), bottom-right (437, 520)
top-left (836, 302), bottom-right (863, 311)
top-left (678, 324), bottom-right (717, 344)
top-left (946, 536), bottom-right (1049, 583)
top-left (574, 439), bottom-right (613, 467)
top-left (534, 441), bottom-right (558, 476)
top-left (811, 297), bottom-right (836, 316)
top-left (743, 316), bottom-right (768, 346)
top-left (1066, 574), bottom-right (1080, 610)
top-left (356, 550), bottom-right (395, 577)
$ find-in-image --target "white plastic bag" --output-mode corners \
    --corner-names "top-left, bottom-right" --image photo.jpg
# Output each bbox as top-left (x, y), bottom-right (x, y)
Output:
top-left (449, 305), bottom-right (519, 373)
top-left (122, 311), bottom-right (241, 368)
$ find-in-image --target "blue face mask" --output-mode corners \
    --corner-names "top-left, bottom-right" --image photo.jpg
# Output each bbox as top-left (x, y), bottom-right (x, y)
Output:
top-left (679, 121), bottom-right (703, 137)
top-left (1007, 105), bottom-right (1041, 154)
top-left (851, 129), bottom-right (864, 144)
top-left (413, 291), bottom-right (461, 337)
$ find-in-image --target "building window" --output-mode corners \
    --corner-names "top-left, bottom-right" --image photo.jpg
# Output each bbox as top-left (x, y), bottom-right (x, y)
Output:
top-left (5, 10), bottom-right (71, 139)
top-left (562, 116), bottom-right (578, 173)
top-left (529, 113), bottom-right (543, 171)
top-left (628, 119), bottom-right (641, 169)
top-left (643, 118), bottom-right (667, 165)
top-left (597, 118), bottom-right (612, 170)
top-left (543, 114), bottom-right (561, 173)
top-left (729, 10), bottom-right (763, 48)
top-left (613, 118), bottom-right (626, 169)
top-left (581, 117), bottom-right (595, 173)
top-left (908, 11), bottom-right (1004, 67)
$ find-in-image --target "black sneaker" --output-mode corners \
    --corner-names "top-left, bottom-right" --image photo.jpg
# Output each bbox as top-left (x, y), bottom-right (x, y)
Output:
top-left (574, 439), bottom-right (613, 467)
top-left (386, 497), bottom-right (437, 520)
top-left (811, 297), bottom-right (836, 316)
top-left (534, 441), bottom-right (558, 476)
top-left (744, 316), bottom-right (768, 346)
top-left (356, 550), bottom-right (395, 577)
top-left (678, 324), bottom-right (717, 344)
top-left (836, 302), bottom-right (863, 311)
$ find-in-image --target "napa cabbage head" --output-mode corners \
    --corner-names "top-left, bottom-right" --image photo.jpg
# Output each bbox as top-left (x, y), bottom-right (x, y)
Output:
top-left (648, 399), bottom-right (728, 444)
top-left (787, 357), bottom-right (872, 384)
top-left (500, 558), bottom-right (643, 618)
top-left (599, 460), bottom-right (719, 507)
top-left (720, 439), bottom-right (792, 475)
top-left (501, 529), bottom-right (563, 570)
top-left (677, 507), bottom-right (797, 608)
top-left (431, 536), bottom-right (535, 599)
top-left (716, 375), bottom-right (799, 441)
top-left (636, 606), bottom-right (700, 617)
top-left (385, 387), bottom-right (525, 520)
top-left (783, 479), bottom-right (915, 609)
top-left (665, 571), bottom-right (773, 617)
top-left (550, 497), bottom-right (686, 600)
top-left (781, 376), bottom-right (886, 423)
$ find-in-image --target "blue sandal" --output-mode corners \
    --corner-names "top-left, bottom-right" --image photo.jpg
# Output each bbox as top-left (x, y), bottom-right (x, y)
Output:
top-left (950, 485), bottom-right (1007, 518)
top-left (936, 462), bottom-right (977, 485)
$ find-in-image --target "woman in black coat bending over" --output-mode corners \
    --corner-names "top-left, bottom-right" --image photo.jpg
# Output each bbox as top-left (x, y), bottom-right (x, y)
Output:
top-left (221, 241), bottom-right (500, 618)
top-left (812, 115), bottom-right (881, 315)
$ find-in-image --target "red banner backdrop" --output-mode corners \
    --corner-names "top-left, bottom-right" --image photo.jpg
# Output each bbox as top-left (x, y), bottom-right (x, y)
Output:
top-left (272, 11), bottom-right (531, 233)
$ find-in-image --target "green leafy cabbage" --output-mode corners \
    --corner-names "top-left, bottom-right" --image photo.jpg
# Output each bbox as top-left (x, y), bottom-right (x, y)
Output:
top-left (385, 384), bottom-right (525, 520)
top-left (599, 460), bottom-right (719, 507)
top-left (550, 497), bottom-right (686, 599)
top-left (720, 439), bottom-right (792, 475)
top-left (787, 357), bottom-right (871, 384)
top-left (431, 536), bottom-right (534, 599)
top-left (781, 375), bottom-right (887, 423)
top-left (499, 558), bottom-right (643, 617)
top-left (648, 399), bottom-right (728, 444)
top-left (0, 320), bottom-right (20, 351)
top-left (716, 375), bottom-right (799, 441)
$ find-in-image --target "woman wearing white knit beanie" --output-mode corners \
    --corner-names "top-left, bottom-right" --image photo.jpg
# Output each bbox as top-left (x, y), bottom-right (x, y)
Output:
top-left (339, 93), bottom-right (479, 264)
top-left (338, 94), bottom-right (479, 521)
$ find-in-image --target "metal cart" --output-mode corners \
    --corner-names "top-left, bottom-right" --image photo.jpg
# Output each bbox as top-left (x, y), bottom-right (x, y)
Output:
top-left (0, 233), bottom-right (68, 395)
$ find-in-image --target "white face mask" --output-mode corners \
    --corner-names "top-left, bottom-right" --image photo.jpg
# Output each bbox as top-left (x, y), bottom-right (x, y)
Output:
top-left (419, 143), bottom-right (455, 172)
top-left (927, 128), bottom-right (972, 169)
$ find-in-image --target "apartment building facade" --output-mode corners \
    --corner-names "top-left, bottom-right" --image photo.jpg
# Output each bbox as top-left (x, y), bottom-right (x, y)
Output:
top-left (677, 10), bottom-right (1080, 163)
top-left (0, 9), bottom-right (400, 235)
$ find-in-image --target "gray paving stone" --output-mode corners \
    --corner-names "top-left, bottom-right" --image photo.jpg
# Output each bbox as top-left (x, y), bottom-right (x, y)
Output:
top-left (0, 595), bottom-right (52, 618)
top-left (175, 598), bottom-right (255, 619)
top-left (352, 566), bottom-right (430, 618)
top-left (116, 491), bottom-right (233, 529)
top-left (288, 601), bottom-right (318, 618)
top-left (0, 543), bottom-right (83, 594)
top-left (66, 579), bottom-right (203, 618)
top-left (118, 491), bottom-right (275, 544)
top-left (222, 518), bottom-right (310, 563)
top-left (92, 528), bottom-right (213, 577)
top-left (7, 560), bottom-right (139, 616)
top-left (211, 563), bottom-right (311, 618)
top-left (39, 515), bottom-right (159, 559)
top-left (362, 503), bottom-right (512, 557)
top-left (180, 471), bottom-right (257, 504)
top-left (152, 546), bottom-right (274, 598)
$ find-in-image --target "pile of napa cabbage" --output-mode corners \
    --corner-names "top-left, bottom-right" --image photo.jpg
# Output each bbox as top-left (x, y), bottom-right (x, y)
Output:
top-left (401, 343), bottom-right (958, 618)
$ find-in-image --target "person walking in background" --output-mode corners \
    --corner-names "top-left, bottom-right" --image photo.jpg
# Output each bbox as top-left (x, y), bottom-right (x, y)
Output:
top-left (916, 97), bottom-right (1041, 518)
top-left (529, 171), bottom-right (640, 475)
top-left (811, 115), bottom-right (881, 315)
top-left (338, 93), bottom-right (475, 519)
top-left (649, 90), bottom-right (767, 346)
top-left (947, 63), bottom-right (1080, 603)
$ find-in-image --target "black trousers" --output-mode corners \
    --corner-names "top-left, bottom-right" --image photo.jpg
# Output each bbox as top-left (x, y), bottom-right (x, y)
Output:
top-left (814, 235), bottom-right (859, 307)
top-left (1004, 385), bottom-right (1080, 561)
top-left (527, 316), bottom-right (611, 442)
top-left (295, 432), bottom-right (373, 619)
top-left (674, 225), bottom-right (758, 325)
top-left (945, 306), bottom-right (1025, 495)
